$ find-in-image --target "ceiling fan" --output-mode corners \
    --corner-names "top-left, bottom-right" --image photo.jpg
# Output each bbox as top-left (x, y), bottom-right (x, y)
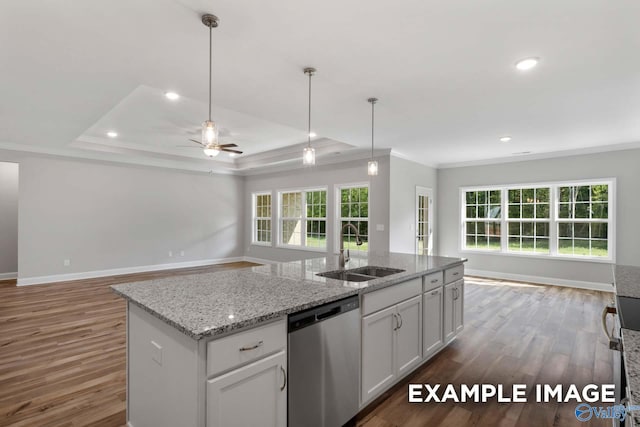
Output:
top-left (189, 13), bottom-right (243, 158)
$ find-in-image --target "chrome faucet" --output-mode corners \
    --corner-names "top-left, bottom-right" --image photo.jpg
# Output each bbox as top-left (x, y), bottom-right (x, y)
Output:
top-left (339, 223), bottom-right (363, 269)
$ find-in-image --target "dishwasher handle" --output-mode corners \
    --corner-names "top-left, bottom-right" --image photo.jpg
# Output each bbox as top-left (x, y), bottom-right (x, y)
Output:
top-left (317, 306), bottom-right (341, 321)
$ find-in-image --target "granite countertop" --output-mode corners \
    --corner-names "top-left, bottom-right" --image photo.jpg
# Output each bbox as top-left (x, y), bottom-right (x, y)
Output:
top-left (614, 264), bottom-right (640, 299)
top-left (613, 264), bottom-right (640, 425)
top-left (111, 253), bottom-right (466, 340)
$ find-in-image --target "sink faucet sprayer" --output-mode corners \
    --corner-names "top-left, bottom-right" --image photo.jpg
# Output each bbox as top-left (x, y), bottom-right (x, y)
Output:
top-left (339, 223), bottom-right (363, 269)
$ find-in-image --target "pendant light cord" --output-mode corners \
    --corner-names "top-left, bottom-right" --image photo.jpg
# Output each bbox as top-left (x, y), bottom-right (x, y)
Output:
top-left (208, 24), bottom-right (212, 122)
top-left (307, 71), bottom-right (312, 146)
top-left (371, 101), bottom-right (375, 159)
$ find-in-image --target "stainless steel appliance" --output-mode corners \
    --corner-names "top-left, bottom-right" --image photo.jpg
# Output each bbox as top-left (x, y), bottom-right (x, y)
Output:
top-left (288, 295), bottom-right (360, 427)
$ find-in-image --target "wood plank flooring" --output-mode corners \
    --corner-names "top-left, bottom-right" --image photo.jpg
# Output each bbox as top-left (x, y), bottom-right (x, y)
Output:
top-left (357, 276), bottom-right (614, 427)
top-left (0, 262), bottom-right (256, 427)
top-left (1, 271), bottom-right (613, 426)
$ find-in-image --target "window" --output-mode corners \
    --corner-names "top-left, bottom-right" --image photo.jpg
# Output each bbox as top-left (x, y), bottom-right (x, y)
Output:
top-left (252, 192), bottom-right (272, 244)
top-left (507, 187), bottom-right (550, 253)
top-left (279, 189), bottom-right (327, 249)
top-left (464, 189), bottom-right (501, 250)
top-left (338, 185), bottom-right (369, 255)
top-left (461, 180), bottom-right (614, 261)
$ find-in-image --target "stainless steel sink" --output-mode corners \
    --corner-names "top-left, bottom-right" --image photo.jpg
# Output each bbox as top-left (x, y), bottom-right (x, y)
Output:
top-left (347, 266), bottom-right (405, 278)
top-left (316, 266), bottom-right (405, 282)
top-left (316, 271), bottom-right (376, 282)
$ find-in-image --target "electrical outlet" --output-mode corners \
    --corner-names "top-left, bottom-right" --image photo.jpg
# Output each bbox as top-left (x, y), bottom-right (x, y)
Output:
top-left (168, 251), bottom-right (173, 257)
top-left (180, 251), bottom-right (185, 257)
top-left (63, 259), bottom-right (71, 267)
top-left (151, 341), bottom-right (162, 366)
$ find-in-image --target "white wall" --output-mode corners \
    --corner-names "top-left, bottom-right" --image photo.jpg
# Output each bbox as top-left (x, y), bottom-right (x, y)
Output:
top-left (0, 162), bottom-right (19, 277)
top-left (244, 156), bottom-right (390, 262)
top-left (8, 153), bottom-right (244, 282)
top-left (389, 156), bottom-right (438, 254)
top-left (438, 148), bottom-right (640, 288)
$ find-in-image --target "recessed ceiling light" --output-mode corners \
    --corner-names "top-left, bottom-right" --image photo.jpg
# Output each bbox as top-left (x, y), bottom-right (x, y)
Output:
top-left (228, 314), bottom-right (235, 319)
top-left (309, 132), bottom-right (317, 138)
top-left (499, 136), bottom-right (512, 143)
top-left (165, 92), bottom-right (180, 100)
top-left (515, 57), bottom-right (539, 71)
top-left (106, 131), bottom-right (118, 138)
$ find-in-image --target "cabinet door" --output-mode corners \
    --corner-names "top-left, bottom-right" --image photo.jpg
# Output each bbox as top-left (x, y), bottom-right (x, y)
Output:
top-left (423, 287), bottom-right (443, 358)
top-left (362, 305), bottom-right (396, 404)
top-left (454, 281), bottom-right (464, 334)
top-left (207, 351), bottom-right (286, 427)
top-left (396, 295), bottom-right (423, 377)
top-left (443, 283), bottom-right (456, 342)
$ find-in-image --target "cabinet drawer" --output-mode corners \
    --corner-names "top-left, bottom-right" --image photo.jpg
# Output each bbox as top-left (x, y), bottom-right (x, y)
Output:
top-left (423, 271), bottom-right (443, 292)
top-left (444, 265), bottom-right (464, 284)
top-left (362, 278), bottom-right (421, 316)
top-left (207, 318), bottom-right (286, 377)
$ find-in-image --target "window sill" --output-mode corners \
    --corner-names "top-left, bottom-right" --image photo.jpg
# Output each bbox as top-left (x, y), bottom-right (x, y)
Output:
top-left (459, 249), bottom-right (614, 264)
top-left (276, 244), bottom-right (328, 253)
top-left (250, 242), bottom-right (273, 247)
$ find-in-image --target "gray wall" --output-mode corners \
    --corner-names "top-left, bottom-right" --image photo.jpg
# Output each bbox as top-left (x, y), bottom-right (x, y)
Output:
top-left (438, 148), bottom-right (640, 285)
top-left (0, 162), bottom-right (19, 276)
top-left (389, 156), bottom-right (438, 254)
top-left (11, 154), bottom-right (244, 280)
top-left (244, 156), bottom-right (390, 262)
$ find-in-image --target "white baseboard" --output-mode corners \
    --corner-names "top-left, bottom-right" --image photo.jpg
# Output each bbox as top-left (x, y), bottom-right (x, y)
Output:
top-left (0, 272), bottom-right (17, 280)
top-left (465, 268), bottom-right (613, 292)
top-left (243, 256), bottom-right (276, 265)
top-left (17, 257), bottom-right (245, 286)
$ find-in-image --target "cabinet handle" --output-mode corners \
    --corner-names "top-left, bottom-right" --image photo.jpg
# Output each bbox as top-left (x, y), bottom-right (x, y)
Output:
top-left (430, 279), bottom-right (439, 284)
top-left (397, 313), bottom-right (403, 329)
top-left (601, 305), bottom-right (615, 341)
top-left (392, 313), bottom-right (399, 331)
top-left (453, 272), bottom-right (460, 276)
top-left (453, 288), bottom-right (458, 300)
top-left (280, 365), bottom-right (287, 391)
top-left (239, 340), bottom-right (264, 352)
top-left (431, 290), bottom-right (439, 296)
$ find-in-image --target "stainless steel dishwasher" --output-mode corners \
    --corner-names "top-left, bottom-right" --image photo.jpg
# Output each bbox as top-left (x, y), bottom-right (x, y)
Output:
top-left (288, 295), bottom-right (360, 427)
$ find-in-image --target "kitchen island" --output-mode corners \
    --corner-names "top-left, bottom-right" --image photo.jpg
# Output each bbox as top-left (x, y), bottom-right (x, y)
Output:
top-left (112, 253), bottom-right (466, 427)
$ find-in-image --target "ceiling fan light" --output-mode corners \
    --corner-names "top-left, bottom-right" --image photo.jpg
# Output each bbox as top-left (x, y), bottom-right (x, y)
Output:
top-left (203, 146), bottom-right (220, 157)
top-left (368, 160), bottom-right (378, 176)
top-left (303, 146), bottom-right (316, 165)
top-left (202, 120), bottom-right (218, 145)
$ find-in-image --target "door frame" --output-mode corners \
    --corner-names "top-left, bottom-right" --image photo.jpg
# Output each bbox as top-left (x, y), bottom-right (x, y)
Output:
top-left (415, 186), bottom-right (434, 255)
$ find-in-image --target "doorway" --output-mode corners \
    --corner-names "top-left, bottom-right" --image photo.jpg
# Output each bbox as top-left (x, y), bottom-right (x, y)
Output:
top-left (0, 162), bottom-right (19, 282)
top-left (415, 186), bottom-right (433, 255)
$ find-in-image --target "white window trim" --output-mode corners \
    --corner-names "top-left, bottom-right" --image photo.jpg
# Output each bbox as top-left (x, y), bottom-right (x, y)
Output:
top-left (335, 182), bottom-right (370, 256)
top-left (459, 178), bottom-right (616, 263)
top-left (277, 187), bottom-right (328, 251)
top-left (251, 191), bottom-right (273, 247)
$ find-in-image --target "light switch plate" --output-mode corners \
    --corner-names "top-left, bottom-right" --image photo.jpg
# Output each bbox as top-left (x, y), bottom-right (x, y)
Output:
top-left (151, 341), bottom-right (162, 366)
top-left (376, 224), bottom-right (385, 231)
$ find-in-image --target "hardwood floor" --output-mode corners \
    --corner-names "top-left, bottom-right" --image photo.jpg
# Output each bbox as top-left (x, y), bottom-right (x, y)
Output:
top-left (357, 276), bottom-right (614, 427)
top-left (1, 271), bottom-right (613, 426)
top-left (0, 262), bottom-right (256, 427)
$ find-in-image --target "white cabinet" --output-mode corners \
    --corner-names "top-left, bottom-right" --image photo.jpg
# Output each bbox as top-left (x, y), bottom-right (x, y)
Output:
top-left (444, 279), bottom-right (464, 343)
top-left (422, 286), bottom-right (443, 358)
top-left (206, 350), bottom-right (287, 427)
top-left (361, 295), bottom-right (422, 404)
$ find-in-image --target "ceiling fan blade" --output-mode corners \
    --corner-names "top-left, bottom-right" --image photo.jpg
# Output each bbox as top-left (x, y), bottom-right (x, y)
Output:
top-left (218, 143), bottom-right (238, 148)
top-left (222, 148), bottom-right (243, 154)
top-left (189, 139), bottom-right (205, 146)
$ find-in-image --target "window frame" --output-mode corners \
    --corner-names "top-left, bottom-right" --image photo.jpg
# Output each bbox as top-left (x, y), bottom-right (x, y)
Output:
top-left (335, 182), bottom-right (370, 257)
top-left (276, 186), bottom-right (328, 251)
top-left (251, 191), bottom-right (273, 246)
top-left (459, 178), bottom-right (616, 263)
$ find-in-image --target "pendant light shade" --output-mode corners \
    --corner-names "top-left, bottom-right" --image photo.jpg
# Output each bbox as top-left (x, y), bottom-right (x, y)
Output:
top-left (303, 67), bottom-right (317, 165)
top-left (368, 97), bottom-right (379, 176)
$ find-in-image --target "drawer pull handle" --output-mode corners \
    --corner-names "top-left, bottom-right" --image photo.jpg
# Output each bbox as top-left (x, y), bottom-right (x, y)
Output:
top-left (431, 290), bottom-right (439, 296)
top-left (453, 272), bottom-right (459, 276)
top-left (280, 365), bottom-right (287, 391)
top-left (239, 340), bottom-right (264, 352)
top-left (430, 279), bottom-right (439, 283)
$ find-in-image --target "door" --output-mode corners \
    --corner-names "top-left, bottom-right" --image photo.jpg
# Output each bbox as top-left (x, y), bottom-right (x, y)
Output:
top-left (423, 287), bottom-right (443, 358)
top-left (454, 281), bottom-right (464, 334)
top-left (416, 186), bottom-right (434, 255)
top-left (207, 351), bottom-right (286, 427)
top-left (361, 306), bottom-right (396, 404)
top-left (443, 283), bottom-right (456, 342)
top-left (395, 296), bottom-right (423, 377)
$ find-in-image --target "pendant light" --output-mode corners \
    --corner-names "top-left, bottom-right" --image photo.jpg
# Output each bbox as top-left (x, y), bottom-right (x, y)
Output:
top-left (303, 67), bottom-right (317, 165)
top-left (202, 14), bottom-right (220, 157)
top-left (367, 97), bottom-right (379, 176)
